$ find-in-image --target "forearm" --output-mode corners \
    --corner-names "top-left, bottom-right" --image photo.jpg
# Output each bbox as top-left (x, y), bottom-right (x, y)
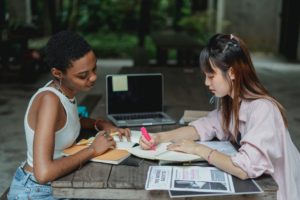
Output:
top-left (194, 145), bottom-right (249, 180)
top-left (157, 126), bottom-right (200, 143)
top-left (34, 146), bottom-right (95, 184)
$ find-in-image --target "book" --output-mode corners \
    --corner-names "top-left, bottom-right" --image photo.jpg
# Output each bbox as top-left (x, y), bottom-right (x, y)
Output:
top-left (128, 143), bottom-right (202, 162)
top-left (62, 130), bottom-right (141, 165)
top-left (63, 145), bottom-right (131, 165)
top-left (179, 110), bottom-right (209, 125)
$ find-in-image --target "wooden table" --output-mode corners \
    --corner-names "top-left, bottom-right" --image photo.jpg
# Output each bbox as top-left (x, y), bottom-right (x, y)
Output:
top-left (52, 67), bottom-right (278, 199)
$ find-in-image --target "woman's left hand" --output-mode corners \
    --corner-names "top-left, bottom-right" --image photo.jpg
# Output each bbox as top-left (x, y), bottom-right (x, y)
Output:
top-left (167, 139), bottom-right (199, 155)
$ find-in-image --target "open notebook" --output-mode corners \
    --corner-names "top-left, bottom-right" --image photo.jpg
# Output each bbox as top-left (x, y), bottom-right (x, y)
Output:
top-left (128, 141), bottom-right (237, 163)
top-left (62, 130), bottom-right (141, 165)
top-left (128, 143), bottom-right (201, 162)
top-left (63, 131), bottom-right (237, 164)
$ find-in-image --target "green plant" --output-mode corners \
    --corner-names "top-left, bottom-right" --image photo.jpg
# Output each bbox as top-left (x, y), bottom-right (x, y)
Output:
top-left (178, 11), bottom-right (213, 46)
top-left (83, 31), bottom-right (138, 58)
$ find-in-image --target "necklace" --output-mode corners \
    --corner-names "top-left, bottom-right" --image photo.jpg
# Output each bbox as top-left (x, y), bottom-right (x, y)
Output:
top-left (52, 80), bottom-right (76, 104)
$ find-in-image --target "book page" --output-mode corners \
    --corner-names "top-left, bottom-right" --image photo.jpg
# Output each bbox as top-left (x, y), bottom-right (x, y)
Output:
top-left (113, 130), bottom-right (141, 150)
top-left (62, 130), bottom-right (141, 164)
top-left (127, 143), bottom-right (167, 160)
top-left (145, 166), bottom-right (173, 190)
top-left (129, 141), bottom-right (236, 162)
top-left (128, 143), bottom-right (201, 162)
top-left (113, 130), bottom-right (141, 144)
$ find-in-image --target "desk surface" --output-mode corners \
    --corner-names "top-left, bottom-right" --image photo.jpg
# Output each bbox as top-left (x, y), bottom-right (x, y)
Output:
top-left (52, 67), bottom-right (278, 199)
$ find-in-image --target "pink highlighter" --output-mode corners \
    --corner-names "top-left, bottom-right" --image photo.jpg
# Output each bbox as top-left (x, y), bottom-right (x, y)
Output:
top-left (141, 127), bottom-right (155, 150)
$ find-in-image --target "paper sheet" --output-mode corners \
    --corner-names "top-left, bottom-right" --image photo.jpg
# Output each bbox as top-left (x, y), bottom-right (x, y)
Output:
top-left (146, 166), bottom-right (235, 193)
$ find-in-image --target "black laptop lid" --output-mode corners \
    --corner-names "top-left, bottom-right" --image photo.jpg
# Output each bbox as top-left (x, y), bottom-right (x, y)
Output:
top-left (106, 74), bottom-right (163, 115)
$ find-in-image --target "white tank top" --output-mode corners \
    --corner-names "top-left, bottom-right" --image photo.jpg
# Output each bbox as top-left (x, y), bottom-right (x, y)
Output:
top-left (24, 81), bottom-right (80, 167)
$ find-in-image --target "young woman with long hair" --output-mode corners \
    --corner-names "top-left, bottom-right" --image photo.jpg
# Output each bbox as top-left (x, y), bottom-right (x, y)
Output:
top-left (140, 33), bottom-right (300, 200)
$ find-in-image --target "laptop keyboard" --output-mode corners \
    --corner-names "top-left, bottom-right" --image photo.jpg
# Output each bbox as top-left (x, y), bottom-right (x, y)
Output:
top-left (114, 113), bottom-right (164, 120)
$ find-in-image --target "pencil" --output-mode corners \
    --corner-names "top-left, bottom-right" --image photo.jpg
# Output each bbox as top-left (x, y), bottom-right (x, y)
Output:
top-left (76, 137), bottom-right (94, 145)
top-left (109, 131), bottom-right (119, 136)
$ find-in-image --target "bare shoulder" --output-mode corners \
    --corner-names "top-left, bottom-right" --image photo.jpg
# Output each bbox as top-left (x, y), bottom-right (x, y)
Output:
top-left (34, 90), bottom-right (61, 109)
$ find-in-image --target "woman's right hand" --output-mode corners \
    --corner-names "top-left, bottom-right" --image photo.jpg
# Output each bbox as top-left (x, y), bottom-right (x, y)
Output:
top-left (139, 133), bottom-right (158, 150)
top-left (89, 131), bottom-right (116, 156)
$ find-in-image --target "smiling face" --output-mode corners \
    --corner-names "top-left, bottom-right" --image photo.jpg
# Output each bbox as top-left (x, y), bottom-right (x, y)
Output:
top-left (52, 50), bottom-right (98, 97)
top-left (204, 63), bottom-right (234, 98)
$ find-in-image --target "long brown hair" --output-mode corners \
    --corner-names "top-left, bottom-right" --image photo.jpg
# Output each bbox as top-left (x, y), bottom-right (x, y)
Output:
top-left (199, 33), bottom-right (288, 138)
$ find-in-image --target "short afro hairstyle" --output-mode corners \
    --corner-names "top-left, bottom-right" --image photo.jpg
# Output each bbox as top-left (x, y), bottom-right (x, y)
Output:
top-left (45, 30), bottom-right (92, 72)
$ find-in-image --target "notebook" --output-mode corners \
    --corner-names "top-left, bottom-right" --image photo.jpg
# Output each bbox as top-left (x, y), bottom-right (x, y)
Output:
top-left (62, 130), bottom-right (141, 165)
top-left (106, 73), bottom-right (176, 127)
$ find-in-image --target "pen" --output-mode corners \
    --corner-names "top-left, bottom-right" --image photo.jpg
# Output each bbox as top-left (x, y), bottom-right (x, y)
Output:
top-left (141, 127), bottom-right (155, 150)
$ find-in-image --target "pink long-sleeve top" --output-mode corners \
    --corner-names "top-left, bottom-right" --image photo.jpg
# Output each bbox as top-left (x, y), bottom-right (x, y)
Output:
top-left (189, 99), bottom-right (300, 200)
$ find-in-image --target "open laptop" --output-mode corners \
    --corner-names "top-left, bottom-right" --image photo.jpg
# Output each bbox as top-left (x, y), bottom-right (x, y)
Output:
top-left (106, 73), bottom-right (176, 127)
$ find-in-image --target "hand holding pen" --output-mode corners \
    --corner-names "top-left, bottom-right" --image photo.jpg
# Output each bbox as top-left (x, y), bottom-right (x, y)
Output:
top-left (89, 130), bottom-right (116, 156)
top-left (140, 127), bottom-right (156, 150)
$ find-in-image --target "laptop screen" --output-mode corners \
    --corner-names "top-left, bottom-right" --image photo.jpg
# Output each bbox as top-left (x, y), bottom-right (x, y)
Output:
top-left (106, 74), bottom-right (163, 114)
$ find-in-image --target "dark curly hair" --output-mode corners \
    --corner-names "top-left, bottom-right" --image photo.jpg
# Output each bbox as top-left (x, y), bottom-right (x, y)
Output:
top-left (45, 30), bottom-right (92, 72)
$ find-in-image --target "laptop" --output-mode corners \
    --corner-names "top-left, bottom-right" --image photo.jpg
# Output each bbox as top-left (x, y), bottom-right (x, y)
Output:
top-left (106, 73), bottom-right (176, 127)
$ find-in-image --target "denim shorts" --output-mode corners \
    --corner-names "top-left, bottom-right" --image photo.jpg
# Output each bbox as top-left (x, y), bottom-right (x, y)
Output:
top-left (7, 162), bottom-right (58, 200)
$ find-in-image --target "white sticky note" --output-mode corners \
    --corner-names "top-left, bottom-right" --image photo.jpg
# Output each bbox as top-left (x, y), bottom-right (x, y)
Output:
top-left (112, 75), bottom-right (128, 92)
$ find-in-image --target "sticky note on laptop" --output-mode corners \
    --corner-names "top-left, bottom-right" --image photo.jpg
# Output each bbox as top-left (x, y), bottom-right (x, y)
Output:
top-left (112, 75), bottom-right (128, 92)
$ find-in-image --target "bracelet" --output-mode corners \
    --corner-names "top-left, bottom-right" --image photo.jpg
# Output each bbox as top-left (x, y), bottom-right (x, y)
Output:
top-left (94, 120), bottom-right (101, 132)
top-left (207, 149), bottom-right (217, 164)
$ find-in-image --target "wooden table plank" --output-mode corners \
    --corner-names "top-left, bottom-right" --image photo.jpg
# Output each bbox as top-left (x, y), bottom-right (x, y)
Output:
top-left (53, 188), bottom-right (277, 200)
top-left (109, 159), bottom-right (155, 189)
top-left (51, 171), bottom-right (74, 188)
top-left (255, 174), bottom-right (278, 192)
top-left (72, 162), bottom-right (112, 188)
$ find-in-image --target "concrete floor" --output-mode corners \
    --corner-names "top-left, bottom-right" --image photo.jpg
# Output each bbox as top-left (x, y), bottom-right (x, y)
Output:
top-left (1, 57), bottom-right (300, 196)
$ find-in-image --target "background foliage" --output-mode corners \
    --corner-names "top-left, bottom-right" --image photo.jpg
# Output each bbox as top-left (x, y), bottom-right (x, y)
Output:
top-left (13, 0), bottom-right (213, 59)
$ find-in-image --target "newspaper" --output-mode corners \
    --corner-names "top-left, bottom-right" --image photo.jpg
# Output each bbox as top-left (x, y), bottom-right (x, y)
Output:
top-left (145, 166), bottom-right (235, 193)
